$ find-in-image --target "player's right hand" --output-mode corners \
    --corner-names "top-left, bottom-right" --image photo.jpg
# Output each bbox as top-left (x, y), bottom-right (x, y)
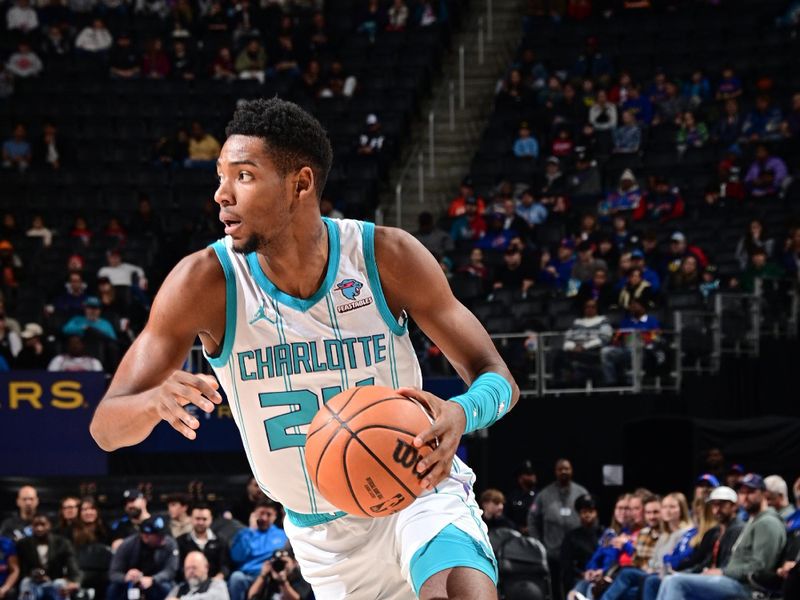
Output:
top-left (151, 372), bottom-right (222, 440)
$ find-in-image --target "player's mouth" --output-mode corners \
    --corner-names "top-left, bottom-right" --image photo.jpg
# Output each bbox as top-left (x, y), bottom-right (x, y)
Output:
top-left (220, 216), bottom-right (242, 235)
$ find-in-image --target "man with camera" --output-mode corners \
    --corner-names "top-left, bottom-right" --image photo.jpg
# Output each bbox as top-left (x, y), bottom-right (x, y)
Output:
top-left (227, 502), bottom-right (286, 600)
top-left (167, 552), bottom-right (227, 600)
top-left (107, 516), bottom-right (178, 600)
top-left (246, 548), bottom-right (311, 600)
top-left (17, 514), bottom-right (81, 600)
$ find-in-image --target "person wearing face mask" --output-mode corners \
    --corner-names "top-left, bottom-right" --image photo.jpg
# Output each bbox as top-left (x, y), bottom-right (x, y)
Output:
top-left (110, 490), bottom-right (152, 551)
top-left (107, 516), bottom-right (178, 600)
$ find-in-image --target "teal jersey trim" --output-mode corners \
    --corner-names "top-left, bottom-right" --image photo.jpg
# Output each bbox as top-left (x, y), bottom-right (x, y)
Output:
top-left (409, 523), bottom-right (498, 596)
top-left (285, 508), bottom-right (347, 528)
top-left (206, 241), bottom-right (237, 368)
top-left (361, 221), bottom-right (407, 336)
top-left (245, 218), bottom-right (341, 313)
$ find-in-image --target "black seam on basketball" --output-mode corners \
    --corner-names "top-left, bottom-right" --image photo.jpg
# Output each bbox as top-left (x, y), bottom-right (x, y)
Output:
top-left (341, 435), bottom-right (371, 517)
top-left (325, 386), bottom-right (364, 419)
top-left (338, 422), bottom-right (418, 500)
top-left (351, 425), bottom-right (436, 479)
top-left (305, 414), bottom-right (333, 441)
top-left (312, 422), bottom-right (345, 489)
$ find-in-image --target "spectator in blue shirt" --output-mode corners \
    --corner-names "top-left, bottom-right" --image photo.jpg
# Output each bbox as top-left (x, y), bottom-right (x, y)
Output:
top-left (613, 110), bottom-right (642, 154)
top-left (228, 501), bottom-right (288, 600)
top-left (513, 121), bottom-right (539, 159)
top-left (621, 85), bottom-right (653, 125)
top-left (716, 66), bottom-right (742, 101)
top-left (540, 239), bottom-right (576, 290)
top-left (62, 296), bottom-right (118, 341)
top-left (742, 95), bottom-right (784, 142)
top-left (2, 123), bottom-right (31, 172)
top-left (516, 188), bottom-right (547, 227)
top-left (599, 169), bottom-right (643, 221)
top-left (682, 69), bottom-right (711, 109)
top-left (601, 298), bottom-right (661, 384)
top-left (0, 535), bottom-right (19, 596)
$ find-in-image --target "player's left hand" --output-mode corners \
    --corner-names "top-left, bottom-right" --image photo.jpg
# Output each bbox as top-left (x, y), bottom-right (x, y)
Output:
top-left (396, 387), bottom-right (466, 491)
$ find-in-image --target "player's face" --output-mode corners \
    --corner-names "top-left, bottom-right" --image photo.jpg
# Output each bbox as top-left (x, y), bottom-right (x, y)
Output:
top-left (215, 135), bottom-right (293, 254)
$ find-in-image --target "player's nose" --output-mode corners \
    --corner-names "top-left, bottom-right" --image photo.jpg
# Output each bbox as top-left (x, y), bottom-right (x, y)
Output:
top-left (213, 180), bottom-right (234, 206)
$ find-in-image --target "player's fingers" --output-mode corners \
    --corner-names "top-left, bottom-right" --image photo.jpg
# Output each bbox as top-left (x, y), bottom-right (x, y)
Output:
top-left (162, 403), bottom-right (198, 440)
top-left (166, 399), bottom-right (202, 431)
top-left (413, 420), bottom-right (443, 449)
top-left (174, 371), bottom-right (222, 404)
top-left (396, 387), bottom-right (440, 415)
top-left (169, 381), bottom-right (217, 413)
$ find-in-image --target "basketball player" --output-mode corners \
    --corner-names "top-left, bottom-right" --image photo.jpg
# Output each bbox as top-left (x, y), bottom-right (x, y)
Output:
top-left (90, 99), bottom-right (520, 600)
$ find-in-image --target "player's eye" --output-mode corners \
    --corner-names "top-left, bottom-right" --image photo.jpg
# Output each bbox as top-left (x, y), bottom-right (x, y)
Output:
top-left (238, 171), bottom-right (253, 182)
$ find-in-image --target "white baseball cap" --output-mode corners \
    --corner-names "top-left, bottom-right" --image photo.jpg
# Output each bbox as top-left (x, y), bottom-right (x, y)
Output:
top-left (707, 486), bottom-right (738, 504)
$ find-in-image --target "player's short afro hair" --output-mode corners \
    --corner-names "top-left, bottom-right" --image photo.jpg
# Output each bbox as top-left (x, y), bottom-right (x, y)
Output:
top-left (225, 98), bottom-right (333, 197)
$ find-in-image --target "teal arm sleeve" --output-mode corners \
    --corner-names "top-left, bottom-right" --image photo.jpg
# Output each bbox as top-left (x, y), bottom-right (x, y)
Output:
top-left (449, 372), bottom-right (513, 434)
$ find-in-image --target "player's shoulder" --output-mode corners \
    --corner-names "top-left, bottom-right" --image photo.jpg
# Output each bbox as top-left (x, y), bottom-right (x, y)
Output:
top-left (162, 247), bottom-right (226, 294)
top-left (373, 225), bottom-right (426, 265)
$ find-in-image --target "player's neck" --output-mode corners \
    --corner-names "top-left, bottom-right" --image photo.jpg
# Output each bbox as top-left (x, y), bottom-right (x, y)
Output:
top-left (259, 213), bottom-right (329, 299)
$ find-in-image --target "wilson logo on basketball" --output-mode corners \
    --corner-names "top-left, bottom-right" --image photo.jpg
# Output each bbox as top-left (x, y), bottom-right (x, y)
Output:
top-left (392, 439), bottom-right (424, 478)
top-left (369, 493), bottom-right (406, 514)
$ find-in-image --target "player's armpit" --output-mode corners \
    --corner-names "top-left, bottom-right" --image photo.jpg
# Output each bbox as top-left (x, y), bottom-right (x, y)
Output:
top-left (90, 248), bottom-right (226, 451)
top-left (374, 227), bottom-right (520, 410)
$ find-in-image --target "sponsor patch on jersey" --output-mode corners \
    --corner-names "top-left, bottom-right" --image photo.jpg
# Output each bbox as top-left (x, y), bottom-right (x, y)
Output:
top-left (333, 278), bottom-right (373, 313)
top-left (249, 302), bottom-right (277, 326)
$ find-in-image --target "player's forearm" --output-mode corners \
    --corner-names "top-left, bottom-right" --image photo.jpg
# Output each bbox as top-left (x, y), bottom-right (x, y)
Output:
top-left (90, 390), bottom-right (161, 451)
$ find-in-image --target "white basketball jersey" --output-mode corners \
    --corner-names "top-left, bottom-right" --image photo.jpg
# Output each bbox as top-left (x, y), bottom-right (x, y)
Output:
top-left (204, 218), bottom-right (423, 516)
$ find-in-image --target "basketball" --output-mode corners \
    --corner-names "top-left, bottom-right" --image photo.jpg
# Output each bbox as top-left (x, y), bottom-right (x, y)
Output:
top-left (304, 385), bottom-right (435, 518)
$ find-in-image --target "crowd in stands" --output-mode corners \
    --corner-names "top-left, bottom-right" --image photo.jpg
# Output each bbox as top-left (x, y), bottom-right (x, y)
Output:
top-left (410, 0), bottom-right (800, 381)
top-left (479, 451), bottom-right (800, 600)
top-left (0, 0), bottom-right (457, 373)
top-left (1, 449), bottom-right (796, 600)
top-left (0, 480), bottom-right (312, 600)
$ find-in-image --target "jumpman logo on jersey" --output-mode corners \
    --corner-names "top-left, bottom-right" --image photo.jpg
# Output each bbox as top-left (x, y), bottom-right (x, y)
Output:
top-left (249, 303), bottom-right (277, 325)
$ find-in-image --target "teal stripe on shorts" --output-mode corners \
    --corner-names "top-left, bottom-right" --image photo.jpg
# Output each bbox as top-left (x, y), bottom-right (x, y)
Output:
top-left (409, 523), bottom-right (498, 597)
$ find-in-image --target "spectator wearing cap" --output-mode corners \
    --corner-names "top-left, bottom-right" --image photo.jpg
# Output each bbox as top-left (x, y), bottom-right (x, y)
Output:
top-left (664, 232), bottom-right (708, 277)
top-left (167, 494), bottom-right (192, 540)
top-left (62, 297), bottom-right (117, 341)
top-left (567, 150), bottom-right (602, 200)
top-left (513, 122), bottom-right (539, 159)
top-left (516, 188), bottom-right (548, 230)
top-left (621, 85), bottom-right (654, 126)
top-left (540, 239), bottom-right (576, 290)
top-left (571, 241), bottom-right (608, 283)
top-left (47, 335), bottom-right (103, 372)
top-left (744, 144), bottom-right (789, 199)
top-left (764, 476), bottom-right (794, 521)
top-left (618, 268), bottom-right (655, 311)
top-left (176, 504), bottom-right (229, 582)
top-left (356, 114), bottom-right (385, 156)
top-left (725, 464), bottom-right (745, 490)
top-left (229, 500), bottom-right (287, 600)
top-left (110, 489), bottom-right (152, 551)
top-left (479, 490), bottom-right (516, 530)
top-left (560, 494), bottom-right (602, 594)
top-left (108, 516), bottom-right (178, 600)
top-left (167, 552), bottom-right (228, 600)
top-left (634, 178), bottom-right (685, 223)
top-left (598, 170), bottom-right (642, 221)
top-left (655, 474), bottom-right (786, 600)
top-left (450, 199), bottom-right (487, 243)
top-left (507, 461), bottom-right (537, 532)
top-left (528, 458), bottom-right (589, 590)
top-left (537, 156), bottom-right (567, 201)
top-left (14, 323), bottom-right (51, 369)
top-left (475, 213), bottom-right (515, 252)
top-left (629, 250), bottom-right (661, 293)
top-left (448, 177), bottom-right (486, 218)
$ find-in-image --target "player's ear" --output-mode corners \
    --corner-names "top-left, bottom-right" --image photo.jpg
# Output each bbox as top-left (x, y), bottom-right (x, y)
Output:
top-left (294, 167), bottom-right (315, 199)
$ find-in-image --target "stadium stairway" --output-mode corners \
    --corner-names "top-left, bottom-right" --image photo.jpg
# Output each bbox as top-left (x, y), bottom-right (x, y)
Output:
top-left (382, 0), bottom-right (524, 230)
